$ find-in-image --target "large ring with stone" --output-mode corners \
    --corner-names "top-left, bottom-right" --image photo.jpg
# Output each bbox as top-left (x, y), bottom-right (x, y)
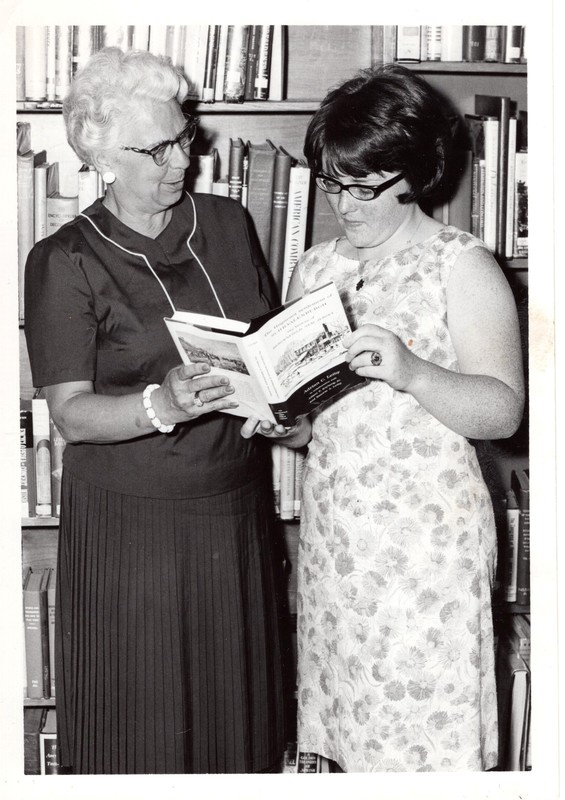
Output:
top-left (370, 351), bottom-right (382, 367)
top-left (194, 392), bottom-right (204, 408)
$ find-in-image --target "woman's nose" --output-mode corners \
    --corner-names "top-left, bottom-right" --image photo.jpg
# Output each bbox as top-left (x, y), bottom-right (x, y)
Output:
top-left (337, 189), bottom-right (357, 213)
top-left (170, 142), bottom-right (191, 168)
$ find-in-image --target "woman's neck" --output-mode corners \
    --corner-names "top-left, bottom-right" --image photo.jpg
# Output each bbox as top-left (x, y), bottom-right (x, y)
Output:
top-left (102, 192), bottom-right (172, 239)
top-left (340, 207), bottom-right (441, 263)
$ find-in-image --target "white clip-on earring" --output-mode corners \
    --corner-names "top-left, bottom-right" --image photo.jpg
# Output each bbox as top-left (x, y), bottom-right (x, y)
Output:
top-left (102, 171), bottom-right (116, 185)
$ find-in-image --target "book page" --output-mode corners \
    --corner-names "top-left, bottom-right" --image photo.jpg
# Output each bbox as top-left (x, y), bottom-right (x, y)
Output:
top-left (164, 318), bottom-right (276, 422)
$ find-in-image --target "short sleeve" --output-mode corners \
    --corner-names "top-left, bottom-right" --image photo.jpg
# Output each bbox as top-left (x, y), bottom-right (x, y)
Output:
top-left (24, 234), bottom-right (97, 388)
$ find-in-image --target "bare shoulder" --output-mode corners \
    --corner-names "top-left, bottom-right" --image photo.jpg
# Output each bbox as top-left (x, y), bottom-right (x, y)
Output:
top-left (448, 242), bottom-right (513, 300)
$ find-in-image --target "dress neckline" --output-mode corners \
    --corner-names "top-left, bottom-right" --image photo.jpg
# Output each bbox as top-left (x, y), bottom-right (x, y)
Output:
top-left (333, 226), bottom-right (451, 265)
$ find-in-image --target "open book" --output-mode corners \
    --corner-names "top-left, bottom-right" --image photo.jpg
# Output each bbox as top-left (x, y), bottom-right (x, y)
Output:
top-left (165, 282), bottom-right (365, 427)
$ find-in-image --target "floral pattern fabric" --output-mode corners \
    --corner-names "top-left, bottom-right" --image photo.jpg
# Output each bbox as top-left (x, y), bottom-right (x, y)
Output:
top-left (296, 227), bottom-right (498, 772)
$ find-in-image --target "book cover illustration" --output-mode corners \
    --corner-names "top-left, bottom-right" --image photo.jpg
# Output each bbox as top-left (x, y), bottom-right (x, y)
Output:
top-left (165, 282), bottom-right (365, 427)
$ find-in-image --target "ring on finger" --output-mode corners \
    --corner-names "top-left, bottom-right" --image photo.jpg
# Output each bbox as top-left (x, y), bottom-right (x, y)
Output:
top-left (370, 351), bottom-right (383, 367)
top-left (194, 392), bottom-right (204, 408)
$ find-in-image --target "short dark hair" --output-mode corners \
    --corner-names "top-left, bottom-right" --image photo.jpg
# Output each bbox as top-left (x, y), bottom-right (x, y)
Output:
top-left (304, 63), bottom-right (453, 204)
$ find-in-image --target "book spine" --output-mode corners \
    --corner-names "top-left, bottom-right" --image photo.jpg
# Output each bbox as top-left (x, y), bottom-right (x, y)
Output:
top-left (223, 25), bottom-right (250, 103)
top-left (505, 117), bottom-right (517, 257)
top-left (16, 26), bottom-right (26, 102)
top-left (202, 25), bottom-right (221, 103)
top-left (504, 489), bottom-right (519, 603)
top-left (20, 402), bottom-right (36, 518)
top-left (32, 397), bottom-right (52, 516)
top-left (23, 572), bottom-right (49, 699)
top-left (269, 148), bottom-right (292, 295)
top-left (482, 118), bottom-right (499, 252)
top-left (502, 26), bottom-right (523, 63)
top-left (297, 750), bottom-right (320, 772)
top-left (17, 151), bottom-right (35, 322)
top-left (47, 569), bottom-right (56, 696)
top-left (213, 25), bottom-right (229, 101)
top-left (267, 25), bottom-right (285, 100)
top-left (484, 26), bottom-right (502, 62)
top-left (515, 500), bottom-right (530, 605)
top-left (148, 25), bottom-right (168, 56)
top-left (271, 444), bottom-right (281, 517)
top-left (34, 164), bottom-right (48, 242)
top-left (254, 25), bottom-right (274, 100)
top-left (46, 195), bottom-right (79, 235)
top-left (293, 450), bottom-right (304, 518)
top-left (279, 447), bottom-right (296, 521)
top-left (440, 26), bottom-right (463, 62)
top-left (228, 138), bottom-right (245, 202)
top-left (78, 165), bottom-right (100, 212)
top-left (425, 26), bottom-right (442, 61)
top-left (382, 26), bottom-right (397, 64)
top-left (46, 26), bottom-right (57, 102)
top-left (244, 26), bottom-right (260, 101)
top-left (24, 25), bottom-right (47, 101)
top-left (281, 165), bottom-right (311, 301)
top-left (463, 26), bottom-right (486, 62)
top-left (24, 708), bottom-right (46, 775)
top-left (470, 156), bottom-right (482, 238)
top-left (55, 26), bottom-right (73, 102)
top-left (395, 25), bottom-right (421, 62)
top-left (513, 152), bottom-right (528, 257)
top-left (246, 141), bottom-right (276, 262)
top-left (49, 417), bottom-right (65, 516)
top-left (131, 25), bottom-right (150, 51)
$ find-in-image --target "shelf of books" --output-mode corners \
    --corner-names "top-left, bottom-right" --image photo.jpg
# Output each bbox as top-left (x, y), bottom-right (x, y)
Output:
top-left (17, 23), bottom-right (530, 774)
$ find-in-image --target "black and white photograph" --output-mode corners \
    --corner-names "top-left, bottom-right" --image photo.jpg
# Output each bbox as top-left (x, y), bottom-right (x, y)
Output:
top-left (0, 2), bottom-right (559, 800)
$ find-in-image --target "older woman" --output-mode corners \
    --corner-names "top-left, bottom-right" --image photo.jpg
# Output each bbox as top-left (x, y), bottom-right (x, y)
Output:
top-left (243, 64), bottom-right (525, 771)
top-left (24, 48), bottom-right (285, 774)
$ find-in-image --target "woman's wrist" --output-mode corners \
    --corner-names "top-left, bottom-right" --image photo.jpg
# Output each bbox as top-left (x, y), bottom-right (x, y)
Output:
top-left (142, 384), bottom-right (175, 433)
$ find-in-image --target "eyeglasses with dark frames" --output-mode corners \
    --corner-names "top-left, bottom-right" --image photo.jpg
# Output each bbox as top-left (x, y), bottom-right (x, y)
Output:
top-left (121, 116), bottom-right (200, 167)
top-left (315, 172), bottom-right (404, 201)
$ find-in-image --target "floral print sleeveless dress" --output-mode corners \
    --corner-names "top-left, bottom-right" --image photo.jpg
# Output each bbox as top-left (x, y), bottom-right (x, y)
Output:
top-left (296, 227), bottom-right (498, 772)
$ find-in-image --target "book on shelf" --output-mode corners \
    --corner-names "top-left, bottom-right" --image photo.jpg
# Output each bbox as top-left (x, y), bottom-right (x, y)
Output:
top-left (213, 25), bottom-right (229, 102)
top-left (131, 25), bottom-right (150, 51)
top-left (46, 193), bottom-right (79, 236)
top-left (45, 25), bottom-right (57, 102)
top-left (281, 160), bottom-right (311, 301)
top-left (421, 26), bottom-right (442, 62)
top-left (20, 400), bottom-right (37, 518)
top-left (484, 26), bottom-right (502, 63)
top-left (202, 25), bottom-right (221, 103)
top-left (508, 613), bottom-right (531, 659)
top-left (475, 94), bottom-right (513, 257)
top-left (246, 139), bottom-right (277, 263)
top-left (78, 164), bottom-right (101, 212)
top-left (514, 150), bottom-right (528, 257)
top-left (465, 113), bottom-right (498, 252)
top-left (31, 396), bottom-right (53, 517)
top-left (511, 468), bottom-right (530, 606)
top-left (501, 26), bottom-right (524, 64)
top-left (223, 25), bottom-right (251, 103)
top-left (187, 151), bottom-right (217, 194)
top-left (39, 709), bottom-right (59, 774)
top-left (55, 25), bottom-right (73, 102)
top-left (72, 25), bottom-right (102, 76)
top-left (228, 137), bottom-right (245, 203)
top-left (463, 25), bottom-right (486, 63)
top-left (244, 26), bottom-right (261, 101)
top-left (496, 632), bottom-right (531, 771)
top-left (269, 146), bottom-right (293, 297)
top-left (16, 26), bottom-right (25, 102)
top-left (49, 417), bottom-right (65, 517)
top-left (268, 25), bottom-right (285, 101)
top-left (281, 740), bottom-right (298, 772)
top-left (46, 569), bottom-right (56, 697)
top-left (183, 25), bottom-right (209, 100)
top-left (164, 281), bottom-right (365, 428)
top-left (254, 25), bottom-right (275, 100)
top-left (24, 707), bottom-right (47, 775)
top-left (17, 133), bottom-right (46, 321)
top-left (440, 26), bottom-right (464, 62)
top-left (395, 25), bottom-right (421, 62)
top-left (271, 443), bottom-right (281, 517)
top-left (23, 568), bottom-right (51, 700)
top-left (24, 26), bottom-right (47, 101)
top-left (148, 25), bottom-right (168, 56)
top-left (279, 446), bottom-right (296, 521)
top-left (293, 450), bottom-right (305, 518)
top-left (504, 488), bottom-right (520, 603)
top-left (34, 161), bottom-right (59, 242)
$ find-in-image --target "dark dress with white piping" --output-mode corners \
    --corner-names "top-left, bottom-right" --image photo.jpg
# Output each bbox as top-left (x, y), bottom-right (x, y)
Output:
top-left (25, 193), bottom-right (285, 774)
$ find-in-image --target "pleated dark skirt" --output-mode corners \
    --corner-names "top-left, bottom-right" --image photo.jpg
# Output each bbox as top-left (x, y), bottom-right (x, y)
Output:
top-left (55, 470), bottom-right (286, 774)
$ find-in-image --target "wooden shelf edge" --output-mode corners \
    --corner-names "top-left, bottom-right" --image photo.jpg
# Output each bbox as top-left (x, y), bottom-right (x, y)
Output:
top-left (18, 100), bottom-right (322, 114)
top-left (22, 517), bottom-right (59, 527)
top-left (406, 61), bottom-right (527, 75)
top-left (24, 697), bottom-right (56, 707)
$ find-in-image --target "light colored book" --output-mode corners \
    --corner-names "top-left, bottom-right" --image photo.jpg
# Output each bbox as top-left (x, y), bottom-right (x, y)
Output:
top-left (279, 446), bottom-right (296, 521)
top-left (281, 161), bottom-right (311, 301)
top-left (440, 26), bottom-right (463, 61)
top-left (46, 193), bottom-right (79, 235)
top-left (34, 161), bottom-right (59, 242)
top-left (78, 164), bottom-right (99, 212)
top-left (24, 25), bottom-right (47, 101)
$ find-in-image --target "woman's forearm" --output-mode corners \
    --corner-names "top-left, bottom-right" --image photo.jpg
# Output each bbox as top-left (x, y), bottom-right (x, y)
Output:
top-left (407, 357), bottom-right (524, 440)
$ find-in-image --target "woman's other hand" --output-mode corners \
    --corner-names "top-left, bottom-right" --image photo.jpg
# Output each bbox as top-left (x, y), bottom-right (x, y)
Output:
top-left (240, 415), bottom-right (312, 448)
top-left (343, 325), bottom-right (421, 392)
top-left (157, 362), bottom-right (239, 422)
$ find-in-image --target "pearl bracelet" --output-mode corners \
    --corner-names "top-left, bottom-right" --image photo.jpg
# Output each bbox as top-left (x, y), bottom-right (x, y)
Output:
top-left (142, 384), bottom-right (175, 434)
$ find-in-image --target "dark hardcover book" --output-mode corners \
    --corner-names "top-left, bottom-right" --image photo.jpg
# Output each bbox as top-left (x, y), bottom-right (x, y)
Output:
top-left (462, 25), bottom-right (486, 62)
top-left (511, 469), bottom-right (530, 605)
top-left (24, 707), bottom-right (47, 775)
top-left (254, 25), bottom-right (274, 100)
top-left (475, 94), bottom-right (513, 256)
top-left (244, 25), bottom-right (261, 101)
top-left (202, 25), bottom-right (221, 103)
top-left (39, 708), bottom-right (59, 774)
top-left (23, 568), bottom-right (51, 699)
top-left (297, 750), bottom-right (320, 772)
top-left (246, 139), bottom-right (277, 262)
top-left (228, 137), bottom-right (245, 203)
top-left (223, 25), bottom-right (250, 103)
top-left (268, 146), bottom-right (292, 296)
top-left (20, 400), bottom-right (36, 518)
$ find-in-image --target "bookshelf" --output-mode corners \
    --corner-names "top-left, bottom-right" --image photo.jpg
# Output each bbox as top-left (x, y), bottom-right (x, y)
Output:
top-left (17, 24), bottom-right (529, 772)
